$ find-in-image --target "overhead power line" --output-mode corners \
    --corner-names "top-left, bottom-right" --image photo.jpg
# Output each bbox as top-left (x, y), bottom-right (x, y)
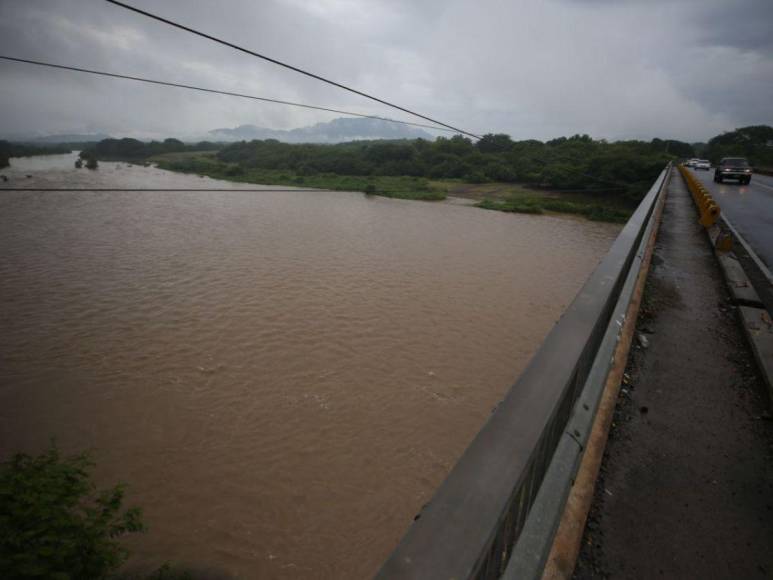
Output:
top-left (103, 0), bottom-right (482, 140)
top-left (0, 55), bottom-right (458, 134)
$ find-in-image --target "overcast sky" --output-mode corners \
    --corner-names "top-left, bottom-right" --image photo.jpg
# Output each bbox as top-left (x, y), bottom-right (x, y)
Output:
top-left (1, 0), bottom-right (771, 142)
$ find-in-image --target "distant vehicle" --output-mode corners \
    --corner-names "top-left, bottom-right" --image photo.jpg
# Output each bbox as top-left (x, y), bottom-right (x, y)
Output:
top-left (714, 157), bottom-right (752, 184)
top-left (694, 159), bottom-right (711, 171)
top-left (685, 158), bottom-right (700, 167)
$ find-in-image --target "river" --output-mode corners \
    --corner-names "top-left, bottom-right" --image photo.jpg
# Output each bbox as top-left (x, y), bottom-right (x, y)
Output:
top-left (0, 153), bottom-right (620, 578)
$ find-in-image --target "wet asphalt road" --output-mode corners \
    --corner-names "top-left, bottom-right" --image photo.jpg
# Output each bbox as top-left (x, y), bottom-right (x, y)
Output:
top-left (688, 167), bottom-right (773, 270)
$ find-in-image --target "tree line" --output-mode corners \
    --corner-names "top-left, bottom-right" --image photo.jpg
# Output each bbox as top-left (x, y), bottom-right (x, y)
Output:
top-left (77, 125), bottom-right (773, 201)
top-left (84, 138), bottom-right (220, 160)
top-left (84, 134), bottom-right (685, 201)
top-left (702, 125), bottom-right (773, 168)
top-left (217, 134), bottom-right (692, 200)
top-left (0, 141), bottom-right (74, 168)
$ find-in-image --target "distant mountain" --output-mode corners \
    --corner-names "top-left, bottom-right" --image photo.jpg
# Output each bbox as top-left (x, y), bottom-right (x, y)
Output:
top-left (207, 117), bottom-right (434, 143)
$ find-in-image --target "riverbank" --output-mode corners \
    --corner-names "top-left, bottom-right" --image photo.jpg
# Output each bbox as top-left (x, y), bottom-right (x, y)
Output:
top-left (146, 152), bottom-right (635, 222)
top-left (150, 151), bottom-right (444, 201)
top-left (0, 141), bottom-right (76, 168)
top-left (476, 196), bottom-right (632, 223)
top-left (426, 179), bottom-right (634, 222)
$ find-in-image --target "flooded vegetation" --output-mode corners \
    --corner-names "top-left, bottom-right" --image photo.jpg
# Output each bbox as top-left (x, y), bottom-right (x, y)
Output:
top-left (0, 153), bottom-right (619, 578)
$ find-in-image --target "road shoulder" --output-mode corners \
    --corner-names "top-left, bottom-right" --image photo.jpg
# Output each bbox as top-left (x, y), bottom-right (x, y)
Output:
top-left (573, 170), bottom-right (773, 579)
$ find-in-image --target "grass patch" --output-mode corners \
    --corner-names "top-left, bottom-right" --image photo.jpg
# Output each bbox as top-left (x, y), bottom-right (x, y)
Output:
top-left (478, 198), bottom-right (543, 214)
top-left (477, 194), bottom-right (632, 223)
top-left (155, 155), bottom-right (445, 201)
top-left (429, 180), bottom-right (536, 200)
top-left (439, 179), bottom-right (633, 222)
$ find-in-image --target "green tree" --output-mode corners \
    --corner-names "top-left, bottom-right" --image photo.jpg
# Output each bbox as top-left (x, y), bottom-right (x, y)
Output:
top-left (0, 140), bottom-right (72, 168)
top-left (705, 125), bottom-right (773, 166)
top-left (0, 445), bottom-right (145, 579)
top-left (162, 138), bottom-right (185, 150)
top-left (476, 133), bottom-right (514, 154)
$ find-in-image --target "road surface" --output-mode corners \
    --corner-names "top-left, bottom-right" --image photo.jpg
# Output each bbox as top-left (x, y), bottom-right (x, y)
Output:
top-left (688, 167), bottom-right (773, 270)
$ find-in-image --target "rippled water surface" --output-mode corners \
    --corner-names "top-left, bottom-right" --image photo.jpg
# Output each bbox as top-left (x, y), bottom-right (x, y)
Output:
top-left (0, 153), bottom-right (619, 578)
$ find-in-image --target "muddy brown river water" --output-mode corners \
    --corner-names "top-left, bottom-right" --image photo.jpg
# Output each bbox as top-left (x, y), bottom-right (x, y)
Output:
top-left (0, 153), bottom-right (619, 578)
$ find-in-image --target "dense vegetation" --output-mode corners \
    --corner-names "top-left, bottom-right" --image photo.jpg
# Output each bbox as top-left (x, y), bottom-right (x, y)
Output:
top-left (208, 134), bottom-right (683, 202)
top-left (82, 133), bottom-right (685, 200)
top-left (704, 125), bottom-right (773, 168)
top-left (83, 138), bottom-right (221, 161)
top-left (154, 153), bottom-right (442, 200)
top-left (0, 445), bottom-right (143, 578)
top-left (76, 124), bottom-right (772, 221)
top-left (0, 141), bottom-right (74, 168)
top-left (0, 445), bottom-right (193, 579)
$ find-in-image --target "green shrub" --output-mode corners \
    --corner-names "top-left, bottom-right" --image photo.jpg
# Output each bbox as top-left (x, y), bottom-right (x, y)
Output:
top-left (465, 171), bottom-right (488, 183)
top-left (0, 445), bottom-right (145, 579)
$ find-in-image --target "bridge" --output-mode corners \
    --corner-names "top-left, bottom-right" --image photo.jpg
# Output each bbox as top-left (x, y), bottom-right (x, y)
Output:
top-left (376, 164), bottom-right (773, 579)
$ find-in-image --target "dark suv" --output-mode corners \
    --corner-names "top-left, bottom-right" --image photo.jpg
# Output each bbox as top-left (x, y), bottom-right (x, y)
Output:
top-left (714, 157), bottom-right (752, 184)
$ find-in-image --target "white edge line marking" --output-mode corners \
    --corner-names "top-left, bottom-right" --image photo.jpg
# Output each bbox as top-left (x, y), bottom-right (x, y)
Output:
top-left (721, 215), bottom-right (773, 286)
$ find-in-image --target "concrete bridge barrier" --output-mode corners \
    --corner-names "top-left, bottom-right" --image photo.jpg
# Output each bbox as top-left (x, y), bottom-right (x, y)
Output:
top-left (376, 166), bottom-right (671, 580)
top-left (678, 163), bottom-right (721, 228)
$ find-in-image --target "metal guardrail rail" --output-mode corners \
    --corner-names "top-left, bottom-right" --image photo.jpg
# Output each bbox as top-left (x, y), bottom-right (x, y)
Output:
top-left (377, 165), bottom-right (671, 580)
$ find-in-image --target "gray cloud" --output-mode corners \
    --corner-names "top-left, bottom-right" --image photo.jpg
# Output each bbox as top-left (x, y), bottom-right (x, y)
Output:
top-left (0, 0), bottom-right (771, 142)
top-left (691, 0), bottom-right (773, 53)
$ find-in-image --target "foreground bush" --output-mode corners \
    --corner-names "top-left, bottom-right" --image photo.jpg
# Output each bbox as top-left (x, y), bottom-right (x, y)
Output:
top-left (0, 445), bottom-right (144, 579)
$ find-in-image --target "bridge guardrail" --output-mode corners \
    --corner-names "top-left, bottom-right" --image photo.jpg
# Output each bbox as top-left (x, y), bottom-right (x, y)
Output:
top-left (377, 165), bottom-right (671, 580)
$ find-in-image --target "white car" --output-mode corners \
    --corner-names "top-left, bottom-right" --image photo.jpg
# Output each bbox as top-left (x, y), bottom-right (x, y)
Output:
top-left (694, 159), bottom-right (711, 171)
top-left (685, 158), bottom-right (700, 167)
